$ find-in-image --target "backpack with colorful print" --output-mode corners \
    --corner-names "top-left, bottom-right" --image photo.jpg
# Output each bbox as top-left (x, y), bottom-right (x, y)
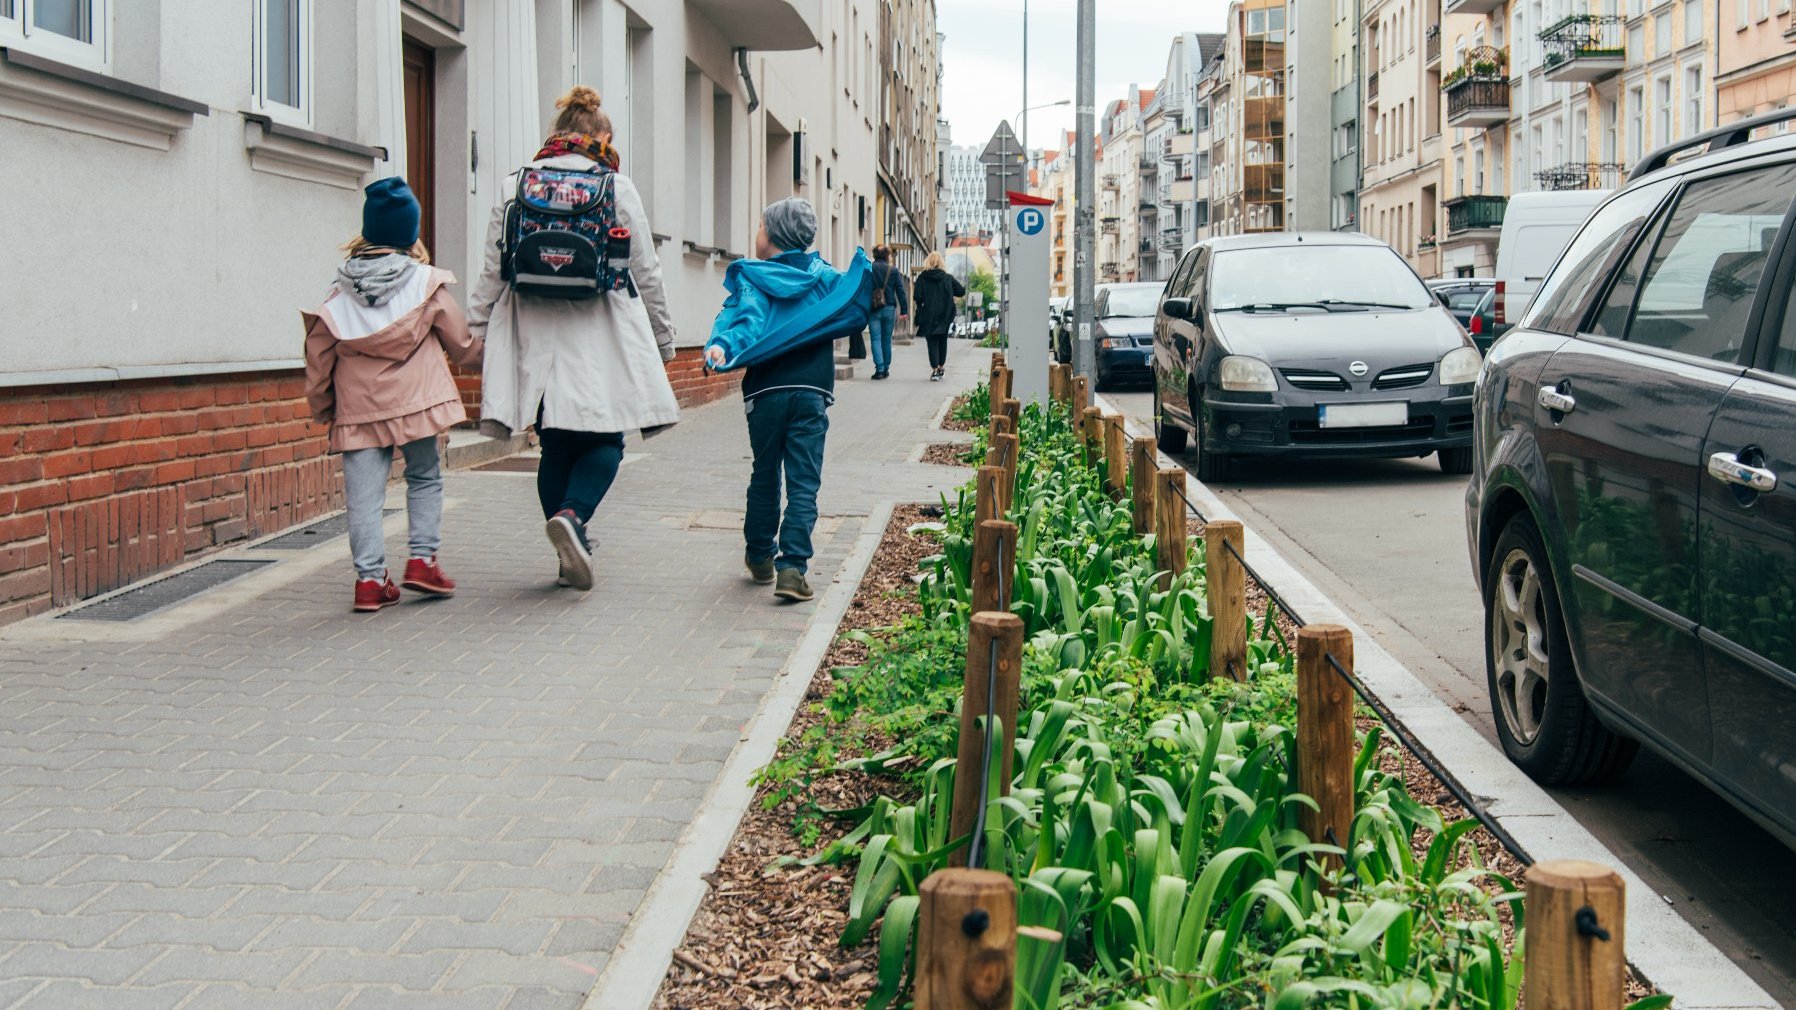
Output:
top-left (500, 166), bottom-right (635, 300)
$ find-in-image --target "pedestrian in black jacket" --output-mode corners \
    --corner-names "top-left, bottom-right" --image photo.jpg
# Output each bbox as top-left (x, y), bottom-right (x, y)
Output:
top-left (911, 252), bottom-right (965, 381)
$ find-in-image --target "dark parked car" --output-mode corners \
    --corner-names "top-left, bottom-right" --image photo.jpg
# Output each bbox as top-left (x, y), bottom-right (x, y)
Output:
top-left (1152, 232), bottom-right (1481, 481)
top-left (1050, 296), bottom-right (1072, 363)
top-left (1465, 108), bottom-right (1796, 846)
top-left (1428, 278), bottom-right (1495, 329)
top-left (1092, 283), bottom-right (1164, 390)
top-left (1463, 285), bottom-right (1514, 354)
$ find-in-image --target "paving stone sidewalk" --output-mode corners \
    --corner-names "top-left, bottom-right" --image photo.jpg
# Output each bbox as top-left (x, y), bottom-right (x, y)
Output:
top-left (0, 341), bottom-right (987, 1009)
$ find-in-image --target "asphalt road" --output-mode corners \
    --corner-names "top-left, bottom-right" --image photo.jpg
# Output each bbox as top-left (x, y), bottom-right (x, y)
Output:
top-left (1110, 389), bottom-right (1796, 1007)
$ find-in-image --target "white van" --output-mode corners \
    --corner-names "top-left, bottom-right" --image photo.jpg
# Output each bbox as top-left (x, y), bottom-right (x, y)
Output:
top-left (1491, 190), bottom-right (1609, 327)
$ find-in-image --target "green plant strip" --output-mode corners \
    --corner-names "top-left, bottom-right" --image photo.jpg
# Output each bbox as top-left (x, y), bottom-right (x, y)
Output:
top-left (752, 388), bottom-right (1656, 1010)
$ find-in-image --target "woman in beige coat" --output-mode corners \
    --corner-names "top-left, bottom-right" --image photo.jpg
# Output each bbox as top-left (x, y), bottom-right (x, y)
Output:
top-left (468, 85), bottom-right (680, 591)
top-left (303, 177), bottom-right (483, 613)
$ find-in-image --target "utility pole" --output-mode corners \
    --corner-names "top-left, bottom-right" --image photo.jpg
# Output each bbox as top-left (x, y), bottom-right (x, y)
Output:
top-left (1073, 0), bottom-right (1096, 378)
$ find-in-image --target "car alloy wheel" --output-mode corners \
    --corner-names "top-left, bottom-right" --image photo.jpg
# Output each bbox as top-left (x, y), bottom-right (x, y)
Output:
top-left (1491, 546), bottom-right (1550, 745)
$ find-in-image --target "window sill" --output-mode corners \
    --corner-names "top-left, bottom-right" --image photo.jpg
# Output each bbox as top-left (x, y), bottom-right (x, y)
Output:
top-left (0, 46), bottom-right (206, 150)
top-left (241, 113), bottom-right (387, 190)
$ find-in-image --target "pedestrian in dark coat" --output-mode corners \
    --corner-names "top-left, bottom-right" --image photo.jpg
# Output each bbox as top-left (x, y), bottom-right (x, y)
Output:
top-left (911, 252), bottom-right (965, 381)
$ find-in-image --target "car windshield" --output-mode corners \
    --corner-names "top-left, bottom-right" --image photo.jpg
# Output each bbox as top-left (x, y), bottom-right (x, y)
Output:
top-left (1210, 245), bottom-right (1433, 311)
top-left (1100, 285), bottom-right (1163, 317)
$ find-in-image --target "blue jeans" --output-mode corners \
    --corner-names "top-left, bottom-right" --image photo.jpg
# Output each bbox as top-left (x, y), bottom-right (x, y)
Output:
top-left (869, 305), bottom-right (897, 373)
top-left (745, 390), bottom-right (829, 574)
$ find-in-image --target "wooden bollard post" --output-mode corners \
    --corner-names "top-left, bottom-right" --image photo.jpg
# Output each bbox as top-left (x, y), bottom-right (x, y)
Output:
top-left (1130, 436), bottom-right (1158, 535)
top-left (1155, 468), bottom-right (1188, 588)
top-left (1080, 407), bottom-right (1102, 466)
top-left (1524, 860), bottom-right (1625, 1010)
top-left (915, 868), bottom-right (1016, 1010)
top-left (991, 433), bottom-right (1019, 515)
top-left (975, 466), bottom-right (1003, 526)
top-left (1001, 397), bottom-right (1021, 432)
top-left (950, 612), bottom-right (1024, 867)
top-left (1071, 374), bottom-right (1090, 421)
top-left (1296, 625), bottom-right (1355, 872)
top-left (1103, 413), bottom-right (1126, 499)
top-left (1050, 364), bottom-right (1069, 403)
top-left (1205, 519), bottom-right (1247, 681)
top-left (972, 519), bottom-right (1018, 615)
top-left (987, 414), bottom-right (1013, 443)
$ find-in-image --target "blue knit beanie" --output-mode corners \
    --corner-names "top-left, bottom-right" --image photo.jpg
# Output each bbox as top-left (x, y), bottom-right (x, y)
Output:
top-left (362, 177), bottom-right (421, 249)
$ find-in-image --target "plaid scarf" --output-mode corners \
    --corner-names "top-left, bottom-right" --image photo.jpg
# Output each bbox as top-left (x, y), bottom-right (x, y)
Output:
top-left (535, 131), bottom-right (620, 170)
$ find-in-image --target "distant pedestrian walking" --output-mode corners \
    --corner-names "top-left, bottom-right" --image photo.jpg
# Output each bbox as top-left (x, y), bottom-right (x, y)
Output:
top-left (467, 85), bottom-right (681, 592)
top-left (911, 252), bottom-right (965, 382)
top-left (303, 178), bottom-right (484, 614)
top-left (705, 199), bottom-right (873, 602)
top-left (867, 245), bottom-right (910, 380)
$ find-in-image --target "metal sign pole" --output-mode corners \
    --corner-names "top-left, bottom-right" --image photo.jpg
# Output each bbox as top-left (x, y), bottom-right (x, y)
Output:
top-left (1073, 0), bottom-right (1096, 379)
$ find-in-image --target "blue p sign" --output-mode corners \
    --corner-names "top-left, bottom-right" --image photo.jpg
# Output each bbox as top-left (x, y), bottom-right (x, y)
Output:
top-left (1016, 207), bottom-right (1046, 236)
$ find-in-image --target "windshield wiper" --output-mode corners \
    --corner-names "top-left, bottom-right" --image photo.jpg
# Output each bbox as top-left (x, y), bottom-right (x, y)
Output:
top-left (1315, 299), bottom-right (1418, 310)
top-left (1213, 302), bottom-right (1332, 313)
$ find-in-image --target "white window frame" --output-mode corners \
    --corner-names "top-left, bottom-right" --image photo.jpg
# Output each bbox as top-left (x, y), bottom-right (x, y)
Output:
top-left (252, 0), bottom-right (313, 127)
top-left (0, 0), bottom-right (111, 72)
top-left (1683, 62), bottom-right (1703, 136)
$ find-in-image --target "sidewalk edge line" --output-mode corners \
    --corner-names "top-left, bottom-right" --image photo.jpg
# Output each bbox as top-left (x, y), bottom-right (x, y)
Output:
top-left (581, 500), bottom-right (897, 1010)
top-left (1099, 395), bottom-right (1778, 1010)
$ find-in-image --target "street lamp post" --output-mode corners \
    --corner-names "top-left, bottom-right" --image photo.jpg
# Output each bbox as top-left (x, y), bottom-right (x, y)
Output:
top-left (999, 98), bottom-right (1071, 346)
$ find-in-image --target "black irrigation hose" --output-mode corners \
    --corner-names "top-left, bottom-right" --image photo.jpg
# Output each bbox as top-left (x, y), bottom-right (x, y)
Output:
top-left (1162, 466), bottom-right (1535, 865)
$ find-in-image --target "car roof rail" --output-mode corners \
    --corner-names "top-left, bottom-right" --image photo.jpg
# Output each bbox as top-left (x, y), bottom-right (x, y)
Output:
top-left (1629, 106), bottom-right (1796, 182)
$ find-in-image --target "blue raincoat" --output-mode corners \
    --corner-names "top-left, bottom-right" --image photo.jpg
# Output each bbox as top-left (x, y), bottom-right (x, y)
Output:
top-left (705, 248), bottom-right (874, 372)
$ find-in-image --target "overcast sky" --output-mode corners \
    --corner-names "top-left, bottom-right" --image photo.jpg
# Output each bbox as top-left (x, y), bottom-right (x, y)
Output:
top-left (938, 0), bottom-right (1228, 155)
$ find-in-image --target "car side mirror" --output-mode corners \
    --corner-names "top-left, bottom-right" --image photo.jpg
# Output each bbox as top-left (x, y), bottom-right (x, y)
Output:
top-left (1163, 297), bottom-right (1195, 321)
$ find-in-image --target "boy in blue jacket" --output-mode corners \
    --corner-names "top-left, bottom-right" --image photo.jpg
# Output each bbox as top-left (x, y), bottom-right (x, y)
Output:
top-left (706, 199), bottom-right (854, 602)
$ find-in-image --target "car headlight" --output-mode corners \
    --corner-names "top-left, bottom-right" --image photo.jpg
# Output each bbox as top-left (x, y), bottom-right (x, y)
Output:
top-left (1217, 355), bottom-right (1278, 393)
top-left (1100, 336), bottom-right (1132, 350)
top-left (1439, 346), bottom-right (1482, 386)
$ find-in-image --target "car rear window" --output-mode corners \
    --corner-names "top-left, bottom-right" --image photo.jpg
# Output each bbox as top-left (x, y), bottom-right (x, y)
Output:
top-left (1444, 289), bottom-right (1489, 311)
top-left (1523, 178), bottom-right (1676, 335)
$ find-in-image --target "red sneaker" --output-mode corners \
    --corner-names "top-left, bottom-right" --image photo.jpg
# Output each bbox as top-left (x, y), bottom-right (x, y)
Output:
top-left (401, 557), bottom-right (456, 596)
top-left (353, 574), bottom-right (401, 613)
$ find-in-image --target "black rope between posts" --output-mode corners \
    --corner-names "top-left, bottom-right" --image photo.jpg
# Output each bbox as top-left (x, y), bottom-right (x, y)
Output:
top-left (967, 531), bottom-right (1009, 870)
top-left (1152, 441), bottom-right (1535, 867)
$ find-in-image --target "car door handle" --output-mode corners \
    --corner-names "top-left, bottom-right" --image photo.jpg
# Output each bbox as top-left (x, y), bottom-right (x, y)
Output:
top-left (1537, 386), bottom-right (1577, 413)
top-left (1708, 452), bottom-right (1779, 493)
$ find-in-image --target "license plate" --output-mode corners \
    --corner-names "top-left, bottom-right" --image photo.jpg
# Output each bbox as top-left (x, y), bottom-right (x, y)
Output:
top-left (1318, 401), bottom-right (1408, 429)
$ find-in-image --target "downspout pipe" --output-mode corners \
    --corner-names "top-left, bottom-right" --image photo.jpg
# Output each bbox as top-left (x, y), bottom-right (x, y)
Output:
top-left (736, 48), bottom-right (760, 114)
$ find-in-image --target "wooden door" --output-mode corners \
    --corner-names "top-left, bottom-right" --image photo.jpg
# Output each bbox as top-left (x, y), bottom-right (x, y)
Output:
top-left (402, 39), bottom-right (437, 257)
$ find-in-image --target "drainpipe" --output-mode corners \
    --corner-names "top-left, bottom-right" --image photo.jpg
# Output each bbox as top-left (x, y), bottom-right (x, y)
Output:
top-left (736, 48), bottom-right (760, 114)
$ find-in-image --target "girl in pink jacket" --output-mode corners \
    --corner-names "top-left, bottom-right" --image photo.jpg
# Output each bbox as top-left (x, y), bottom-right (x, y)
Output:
top-left (303, 178), bottom-right (484, 613)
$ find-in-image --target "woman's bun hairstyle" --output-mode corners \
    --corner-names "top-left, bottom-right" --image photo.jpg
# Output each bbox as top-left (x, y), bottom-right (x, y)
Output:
top-left (553, 85), bottom-right (612, 136)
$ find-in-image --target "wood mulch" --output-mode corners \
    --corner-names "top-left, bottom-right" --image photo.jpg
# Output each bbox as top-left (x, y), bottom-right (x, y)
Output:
top-left (920, 443), bottom-right (974, 468)
top-left (650, 504), bottom-right (1655, 1009)
top-left (939, 392), bottom-right (981, 432)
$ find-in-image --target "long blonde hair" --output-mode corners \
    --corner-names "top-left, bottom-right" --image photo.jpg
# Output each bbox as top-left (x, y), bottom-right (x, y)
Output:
top-left (342, 235), bottom-right (431, 263)
top-left (553, 85), bottom-right (613, 136)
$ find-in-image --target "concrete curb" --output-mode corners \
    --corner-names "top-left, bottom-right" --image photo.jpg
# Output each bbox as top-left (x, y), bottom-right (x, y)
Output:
top-left (580, 500), bottom-right (896, 1010)
top-left (1102, 397), bottom-right (1777, 1010)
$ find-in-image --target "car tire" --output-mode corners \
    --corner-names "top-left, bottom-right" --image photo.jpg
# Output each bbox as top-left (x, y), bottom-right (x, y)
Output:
top-left (1191, 395), bottom-right (1232, 483)
top-left (1154, 385), bottom-right (1187, 455)
top-left (1483, 517), bottom-right (1638, 785)
top-left (1438, 446), bottom-right (1474, 475)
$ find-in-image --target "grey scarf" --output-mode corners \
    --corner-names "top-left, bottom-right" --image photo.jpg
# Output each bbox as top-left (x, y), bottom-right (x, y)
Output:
top-left (336, 253), bottom-right (417, 307)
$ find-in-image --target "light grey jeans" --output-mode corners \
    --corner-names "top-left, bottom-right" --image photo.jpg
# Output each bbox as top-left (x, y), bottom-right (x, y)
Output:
top-left (342, 436), bottom-right (442, 581)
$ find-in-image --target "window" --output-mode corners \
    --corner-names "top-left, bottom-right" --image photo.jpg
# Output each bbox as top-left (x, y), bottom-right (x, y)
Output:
top-left (1524, 177), bottom-right (1675, 333)
top-left (1738, 0), bottom-right (1749, 26)
top-left (1656, 11), bottom-right (1672, 53)
top-left (254, 0), bottom-right (310, 123)
top-left (1476, 149), bottom-right (1487, 191)
top-left (1684, 65), bottom-right (1702, 137)
top-left (1654, 75), bottom-right (1672, 148)
top-left (1684, 0), bottom-right (1703, 40)
top-left (1603, 99), bottom-right (1619, 161)
top-left (1605, 164), bottom-right (1796, 363)
top-left (0, 0), bottom-right (108, 69)
top-left (1629, 84), bottom-right (1645, 162)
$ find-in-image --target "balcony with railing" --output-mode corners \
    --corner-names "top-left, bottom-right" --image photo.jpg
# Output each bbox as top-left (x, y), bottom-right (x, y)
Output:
top-left (1445, 194), bottom-right (1507, 234)
top-left (1540, 14), bottom-right (1625, 83)
top-left (1160, 226), bottom-right (1184, 251)
top-left (1535, 162), bottom-right (1624, 190)
top-left (1425, 25), bottom-right (1442, 65)
top-left (1443, 48), bottom-right (1511, 129)
top-left (1100, 217), bottom-right (1121, 234)
top-left (1101, 174), bottom-right (1121, 191)
top-left (1445, 0), bottom-right (1503, 13)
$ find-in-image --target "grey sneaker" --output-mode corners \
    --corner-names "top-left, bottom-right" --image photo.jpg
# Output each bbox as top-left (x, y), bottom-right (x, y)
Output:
top-left (774, 568), bottom-right (813, 602)
top-left (746, 555), bottom-right (776, 585)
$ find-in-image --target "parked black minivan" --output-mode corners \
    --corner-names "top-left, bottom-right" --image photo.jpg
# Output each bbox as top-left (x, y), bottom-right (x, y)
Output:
top-left (1465, 108), bottom-right (1796, 847)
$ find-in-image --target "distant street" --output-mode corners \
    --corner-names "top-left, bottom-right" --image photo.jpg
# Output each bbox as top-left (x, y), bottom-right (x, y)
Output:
top-left (1109, 389), bottom-right (1796, 1007)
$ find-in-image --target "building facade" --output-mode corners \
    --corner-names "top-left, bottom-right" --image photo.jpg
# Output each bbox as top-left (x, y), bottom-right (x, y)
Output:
top-left (1360, 0), bottom-right (1447, 275)
top-left (877, 0), bottom-right (942, 277)
top-left (0, 0), bottom-right (909, 624)
top-left (942, 144), bottom-right (1001, 243)
top-left (1718, 0), bottom-right (1796, 125)
top-left (1289, 0), bottom-right (1335, 228)
top-left (1332, 0), bottom-right (1365, 229)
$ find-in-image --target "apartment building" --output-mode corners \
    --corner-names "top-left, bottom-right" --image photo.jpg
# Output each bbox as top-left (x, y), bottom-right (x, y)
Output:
top-left (1437, 0), bottom-right (1715, 277)
top-left (942, 144), bottom-right (1002, 242)
top-left (1097, 94), bottom-right (1148, 283)
top-left (0, 0), bottom-right (896, 624)
top-left (1149, 33), bottom-right (1226, 263)
top-left (1206, 0), bottom-right (1292, 236)
top-left (877, 0), bottom-right (941, 277)
top-left (1032, 132), bottom-right (1079, 299)
top-left (1717, 0), bottom-right (1796, 123)
top-left (1289, 0), bottom-right (1334, 228)
top-left (1360, 0), bottom-right (1448, 275)
top-left (1333, 0), bottom-right (1365, 229)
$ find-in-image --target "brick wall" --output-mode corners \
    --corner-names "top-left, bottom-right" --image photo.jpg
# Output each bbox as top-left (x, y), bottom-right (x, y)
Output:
top-left (665, 347), bottom-right (741, 408)
top-left (0, 372), bottom-right (342, 625)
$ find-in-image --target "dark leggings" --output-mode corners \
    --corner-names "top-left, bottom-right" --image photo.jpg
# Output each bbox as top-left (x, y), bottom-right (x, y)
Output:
top-left (535, 410), bottom-right (625, 523)
top-left (926, 332), bottom-right (949, 368)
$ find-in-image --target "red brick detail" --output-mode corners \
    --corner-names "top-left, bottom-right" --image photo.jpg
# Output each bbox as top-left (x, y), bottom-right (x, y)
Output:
top-left (664, 348), bottom-right (741, 409)
top-left (1, 370), bottom-right (344, 622)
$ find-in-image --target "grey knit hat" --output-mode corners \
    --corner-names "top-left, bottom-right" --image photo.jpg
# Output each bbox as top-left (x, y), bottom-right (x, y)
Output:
top-left (763, 198), bottom-right (818, 253)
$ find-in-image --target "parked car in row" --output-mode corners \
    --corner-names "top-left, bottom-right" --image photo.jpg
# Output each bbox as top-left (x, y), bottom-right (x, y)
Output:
top-left (1151, 232), bottom-right (1480, 480)
top-left (1427, 278), bottom-right (1495, 330)
top-left (1090, 283), bottom-right (1164, 390)
top-left (1464, 285), bottom-right (1514, 353)
top-left (1465, 108), bottom-right (1796, 847)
